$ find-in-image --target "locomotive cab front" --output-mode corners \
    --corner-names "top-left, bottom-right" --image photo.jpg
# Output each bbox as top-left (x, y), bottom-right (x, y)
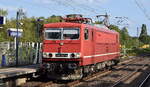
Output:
top-left (41, 23), bottom-right (83, 80)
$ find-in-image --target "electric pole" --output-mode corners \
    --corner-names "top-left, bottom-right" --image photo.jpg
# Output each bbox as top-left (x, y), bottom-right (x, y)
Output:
top-left (35, 18), bottom-right (43, 64)
top-left (137, 27), bottom-right (139, 37)
top-left (16, 9), bottom-right (24, 66)
top-left (137, 27), bottom-right (140, 47)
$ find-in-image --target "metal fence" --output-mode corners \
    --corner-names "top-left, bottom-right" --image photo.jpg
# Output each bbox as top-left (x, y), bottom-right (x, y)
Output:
top-left (0, 42), bottom-right (41, 67)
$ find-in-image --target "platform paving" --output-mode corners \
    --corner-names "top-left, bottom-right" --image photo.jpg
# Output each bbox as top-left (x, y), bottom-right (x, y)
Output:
top-left (0, 64), bottom-right (39, 79)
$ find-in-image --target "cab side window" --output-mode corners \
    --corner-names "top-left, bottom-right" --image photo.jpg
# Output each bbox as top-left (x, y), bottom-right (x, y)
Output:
top-left (84, 28), bottom-right (89, 40)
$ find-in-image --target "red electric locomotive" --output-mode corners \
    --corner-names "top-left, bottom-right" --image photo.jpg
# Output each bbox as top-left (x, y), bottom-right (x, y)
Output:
top-left (41, 14), bottom-right (120, 80)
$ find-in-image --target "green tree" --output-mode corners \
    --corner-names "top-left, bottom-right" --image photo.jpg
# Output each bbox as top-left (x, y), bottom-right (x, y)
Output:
top-left (128, 37), bottom-right (140, 48)
top-left (45, 15), bottom-right (61, 23)
top-left (20, 17), bottom-right (37, 42)
top-left (139, 24), bottom-right (149, 44)
top-left (120, 27), bottom-right (130, 46)
top-left (0, 9), bottom-right (8, 16)
top-left (94, 21), bottom-right (103, 24)
top-left (0, 9), bottom-right (8, 42)
top-left (109, 24), bottom-right (121, 33)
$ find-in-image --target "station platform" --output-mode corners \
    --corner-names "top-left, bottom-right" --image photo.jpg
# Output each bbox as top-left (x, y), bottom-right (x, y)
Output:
top-left (0, 64), bottom-right (39, 79)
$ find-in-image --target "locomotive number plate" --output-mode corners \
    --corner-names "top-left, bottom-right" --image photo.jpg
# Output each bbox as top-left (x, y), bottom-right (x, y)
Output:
top-left (56, 54), bottom-right (68, 57)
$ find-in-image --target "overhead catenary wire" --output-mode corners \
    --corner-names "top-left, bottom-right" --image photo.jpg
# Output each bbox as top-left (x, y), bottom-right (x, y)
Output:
top-left (7, 0), bottom-right (109, 21)
top-left (14, 0), bottom-right (60, 16)
top-left (51, 0), bottom-right (86, 14)
top-left (134, 0), bottom-right (150, 20)
top-left (64, 0), bottom-right (109, 22)
top-left (43, 0), bottom-right (108, 23)
top-left (65, 0), bottom-right (99, 14)
top-left (51, 0), bottom-right (97, 15)
top-left (51, 0), bottom-right (108, 18)
top-left (21, 0), bottom-right (102, 17)
top-left (14, 0), bottom-right (79, 17)
top-left (67, 0), bottom-right (107, 14)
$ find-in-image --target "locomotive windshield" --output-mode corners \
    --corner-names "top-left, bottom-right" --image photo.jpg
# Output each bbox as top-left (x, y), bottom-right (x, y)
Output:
top-left (44, 28), bottom-right (79, 40)
top-left (45, 29), bottom-right (61, 40)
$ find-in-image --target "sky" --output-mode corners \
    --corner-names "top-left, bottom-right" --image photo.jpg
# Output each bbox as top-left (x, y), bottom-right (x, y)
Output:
top-left (0, 0), bottom-right (150, 36)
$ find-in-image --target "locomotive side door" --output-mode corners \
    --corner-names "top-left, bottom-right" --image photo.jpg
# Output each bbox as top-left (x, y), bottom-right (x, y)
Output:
top-left (91, 28), bottom-right (95, 64)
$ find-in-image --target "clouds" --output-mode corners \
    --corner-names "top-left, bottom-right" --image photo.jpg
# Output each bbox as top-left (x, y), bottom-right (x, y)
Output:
top-left (0, 4), bottom-right (27, 13)
top-left (33, 0), bottom-right (52, 4)
top-left (0, 4), bottom-right (18, 11)
top-left (32, 0), bottom-right (109, 5)
top-left (86, 0), bottom-right (108, 3)
top-left (30, 0), bottom-right (108, 14)
top-left (0, 0), bottom-right (109, 18)
top-left (68, 0), bottom-right (109, 4)
top-left (0, 4), bottom-right (27, 18)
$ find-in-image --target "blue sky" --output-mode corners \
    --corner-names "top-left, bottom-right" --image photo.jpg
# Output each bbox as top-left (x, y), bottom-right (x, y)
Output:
top-left (0, 0), bottom-right (150, 36)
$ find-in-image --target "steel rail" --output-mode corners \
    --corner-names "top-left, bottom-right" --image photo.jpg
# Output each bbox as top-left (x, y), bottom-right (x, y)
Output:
top-left (66, 57), bottom-right (139, 87)
top-left (39, 81), bottom-right (53, 87)
top-left (111, 62), bottom-right (148, 87)
top-left (21, 57), bottom-right (139, 87)
top-left (138, 72), bottom-right (150, 87)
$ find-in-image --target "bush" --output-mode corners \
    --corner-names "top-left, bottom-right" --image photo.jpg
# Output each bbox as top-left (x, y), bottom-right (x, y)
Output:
top-left (133, 48), bottom-right (150, 56)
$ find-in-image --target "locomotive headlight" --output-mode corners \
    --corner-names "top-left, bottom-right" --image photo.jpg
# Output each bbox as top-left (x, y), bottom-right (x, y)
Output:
top-left (49, 53), bottom-right (53, 58)
top-left (76, 53), bottom-right (80, 58)
top-left (70, 53), bottom-right (80, 58)
top-left (70, 53), bottom-right (75, 58)
top-left (42, 52), bottom-right (49, 58)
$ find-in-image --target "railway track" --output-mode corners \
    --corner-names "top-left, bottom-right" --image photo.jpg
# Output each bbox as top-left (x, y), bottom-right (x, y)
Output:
top-left (111, 61), bottom-right (149, 87)
top-left (19, 57), bottom-right (134, 87)
top-left (20, 81), bottom-right (54, 87)
top-left (67, 57), bottom-right (150, 87)
top-left (138, 72), bottom-right (150, 87)
top-left (20, 57), bottom-right (150, 87)
top-left (65, 70), bottom-right (111, 87)
top-left (64, 57), bottom-right (143, 87)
